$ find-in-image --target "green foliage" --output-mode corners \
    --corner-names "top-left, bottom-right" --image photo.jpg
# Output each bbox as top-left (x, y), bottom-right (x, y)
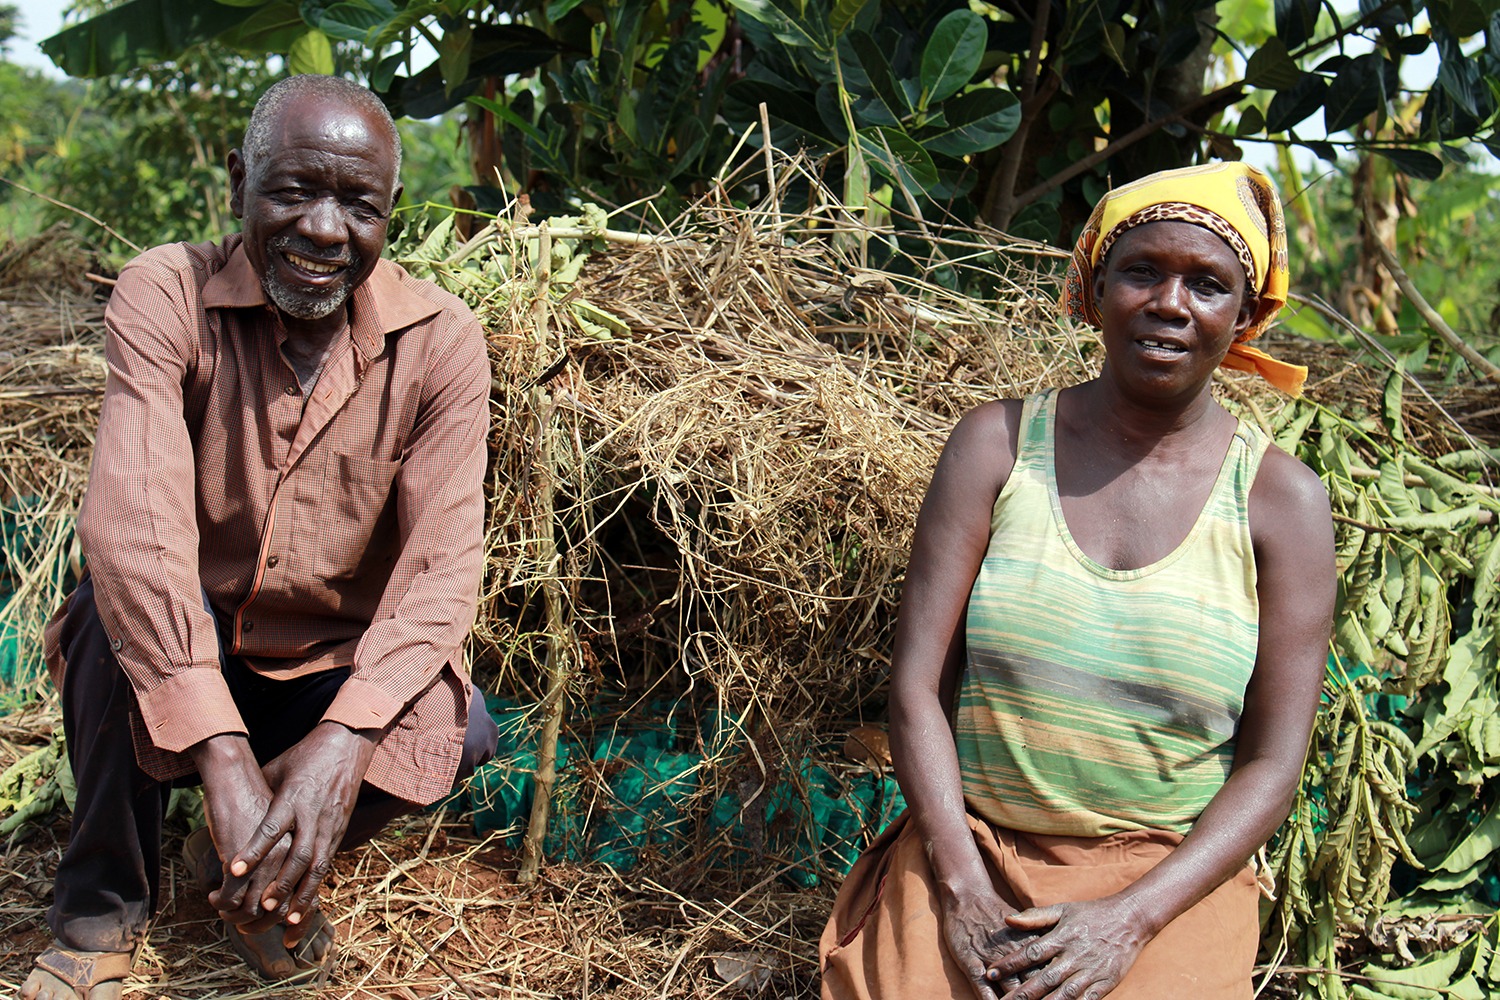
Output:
top-left (533, 0), bottom-right (738, 197)
top-left (32, 51), bottom-right (268, 259)
top-left (0, 737), bottom-right (70, 837)
top-left (8, 5), bottom-right (1500, 994)
top-left (35, 0), bottom-right (1500, 242)
top-left (1276, 160), bottom-right (1500, 378)
top-left (1262, 391), bottom-right (1500, 998)
top-left (722, 2), bottom-right (1020, 222)
top-left (0, 62), bottom-right (78, 174)
top-left (0, 30), bottom-right (493, 257)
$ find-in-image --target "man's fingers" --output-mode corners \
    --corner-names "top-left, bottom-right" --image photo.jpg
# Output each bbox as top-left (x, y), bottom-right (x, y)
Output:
top-left (1000, 958), bottom-right (1095, 1000)
top-left (214, 834), bottom-right (292, 923)
top-left (261, 841), bottom-right (309, 911)
top-left (209, 869), bottom-right (254, 912)
top-left (264, 833), bottom-right (334, 917)
top-left (1031, 968), bottom-right (1100, 1000)
top-left (231, 803), bottom-right (297, 878)
top-left (287, 852), bottom-right (332, 924)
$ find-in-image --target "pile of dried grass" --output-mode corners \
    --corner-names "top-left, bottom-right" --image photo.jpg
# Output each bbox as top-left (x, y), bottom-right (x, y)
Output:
top-left (409, 152), bottom-right (1103, 883)
top-left (0, 742), bottom-right (830, 997)
top-left (0, 225), bottom-right (105, 708)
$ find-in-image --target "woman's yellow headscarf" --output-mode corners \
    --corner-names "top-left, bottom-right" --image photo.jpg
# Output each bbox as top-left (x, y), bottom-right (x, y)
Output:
top-left (1061, 161), bottom-right (1307, 396)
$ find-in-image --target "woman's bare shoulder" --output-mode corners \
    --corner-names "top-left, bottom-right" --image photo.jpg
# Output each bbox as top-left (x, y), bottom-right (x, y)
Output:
top-left (1249, 442), bottom-right (1334, 554)
top-left (947, 398), bottom-right (1026, 451)
top-left (939, 398), bottom-right (1028, 493)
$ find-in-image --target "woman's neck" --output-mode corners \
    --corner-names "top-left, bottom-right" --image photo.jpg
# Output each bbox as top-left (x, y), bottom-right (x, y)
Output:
top-left (1068, 374), bottom-right (1228, 459)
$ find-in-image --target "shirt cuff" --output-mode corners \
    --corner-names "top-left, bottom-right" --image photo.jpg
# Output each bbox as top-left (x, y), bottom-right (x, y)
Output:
top-left (134, 667), bottom-right (246, 754)
top-left (322, 677), bottom-right (404, 732)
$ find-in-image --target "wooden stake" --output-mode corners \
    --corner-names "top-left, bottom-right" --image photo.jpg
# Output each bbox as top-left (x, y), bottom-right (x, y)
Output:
top-left (519, 222), bottom-right (575, 884)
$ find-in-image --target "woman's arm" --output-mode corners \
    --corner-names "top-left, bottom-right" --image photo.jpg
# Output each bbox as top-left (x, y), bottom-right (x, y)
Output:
top-left (987, 445), bottom-right (1337, 1000)
top-left (889, 400), bottom-right (1030, 998)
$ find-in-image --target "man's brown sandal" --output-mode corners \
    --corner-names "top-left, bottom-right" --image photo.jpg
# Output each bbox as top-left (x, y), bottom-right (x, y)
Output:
top-left (181, 827), bottom-right (337, 981)
top-left (21, 945), bottom-right (132, 1000)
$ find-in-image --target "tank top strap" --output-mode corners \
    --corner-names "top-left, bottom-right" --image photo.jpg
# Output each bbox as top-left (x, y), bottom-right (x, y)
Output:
top-left (1220, 416), bottom-right (1272, 517)
top-left (1009, 388), bottom-right (1057, 479)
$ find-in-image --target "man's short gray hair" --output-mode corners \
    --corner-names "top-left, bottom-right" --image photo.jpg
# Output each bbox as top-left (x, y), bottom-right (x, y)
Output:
top-left (241, 74), bottom-right (402, 182)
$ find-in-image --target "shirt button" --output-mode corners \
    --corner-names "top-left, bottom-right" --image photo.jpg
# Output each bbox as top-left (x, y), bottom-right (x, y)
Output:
top-left (243, 621), bottom-right (254, 634)
top-left (110, 637), bottom-right (122, 651)
top-left (285, 384), bottom-right (298, 395)
top-left (266, 555), bottom-right (279, 568)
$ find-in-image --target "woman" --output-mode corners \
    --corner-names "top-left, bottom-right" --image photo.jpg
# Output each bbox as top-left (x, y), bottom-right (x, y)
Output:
top-left (821, 162), bottom-right (1336, 1000)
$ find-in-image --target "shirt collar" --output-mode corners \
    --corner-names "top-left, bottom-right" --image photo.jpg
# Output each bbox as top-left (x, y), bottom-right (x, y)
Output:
top-left (202, 238), bottom-right (443, 361)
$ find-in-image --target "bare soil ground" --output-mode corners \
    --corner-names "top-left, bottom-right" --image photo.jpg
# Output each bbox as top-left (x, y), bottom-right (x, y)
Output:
top-left (1, 802), bottom-right (830, 999)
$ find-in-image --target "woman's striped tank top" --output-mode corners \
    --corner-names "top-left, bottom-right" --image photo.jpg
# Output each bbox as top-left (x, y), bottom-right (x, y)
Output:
top-left (954, 388), bottom-right (1270, 837)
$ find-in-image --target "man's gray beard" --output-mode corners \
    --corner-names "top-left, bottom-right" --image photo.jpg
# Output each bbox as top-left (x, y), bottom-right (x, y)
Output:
top-left (262, 267), bottom-right (351, 321)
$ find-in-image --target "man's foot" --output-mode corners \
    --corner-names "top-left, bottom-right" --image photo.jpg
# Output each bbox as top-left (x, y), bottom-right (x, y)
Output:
top-left (180, 827), bottom-right (337, 981)
top-left (19, 945), bottom-right (131, 1000)
top-left (225, 908), bottom-right (336, 981)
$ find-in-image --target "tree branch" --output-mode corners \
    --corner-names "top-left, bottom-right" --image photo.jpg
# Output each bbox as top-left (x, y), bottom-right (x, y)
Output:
top-left (981, 0), bottom-right (1055, 228)
top-left (1007, 82), bottom-right (1244, 218)
top-left (1366, 219), bottom-right (1500, 385)
top-left (994, 0), bottom-right (1414, 227)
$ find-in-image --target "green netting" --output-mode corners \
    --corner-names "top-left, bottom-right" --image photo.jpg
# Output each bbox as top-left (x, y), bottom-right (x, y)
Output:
top-left (0, 496), bottom-right (76, 699)
top-left (469, 697), bottom-right (905, 883)
top-left (0, 613), bottom-right (19, 689)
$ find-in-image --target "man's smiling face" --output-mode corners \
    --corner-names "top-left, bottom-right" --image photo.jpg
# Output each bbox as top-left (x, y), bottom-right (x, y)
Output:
top-left (228, 94), bottom-right (402, 337)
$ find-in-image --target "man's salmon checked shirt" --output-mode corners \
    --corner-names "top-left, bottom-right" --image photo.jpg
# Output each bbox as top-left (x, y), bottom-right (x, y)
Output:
top-left (45, 234), bottom-right (491, 805)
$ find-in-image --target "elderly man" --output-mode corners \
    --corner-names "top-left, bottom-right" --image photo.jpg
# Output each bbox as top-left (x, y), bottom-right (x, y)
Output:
top-left (21, 75), bottom-right (498, 1000)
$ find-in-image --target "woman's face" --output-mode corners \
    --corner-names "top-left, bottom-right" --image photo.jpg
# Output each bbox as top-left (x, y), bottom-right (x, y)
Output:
top-left (1092, 220), bottom-right (1257, 400)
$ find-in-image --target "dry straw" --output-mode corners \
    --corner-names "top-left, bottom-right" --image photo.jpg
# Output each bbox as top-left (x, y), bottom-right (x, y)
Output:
top-left (404, 149), bottom-right (1093, 886)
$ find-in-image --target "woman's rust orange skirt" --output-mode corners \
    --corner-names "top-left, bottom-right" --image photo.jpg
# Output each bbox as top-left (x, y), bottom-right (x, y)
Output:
top-left (820, 812), bottom-right (1260, 999)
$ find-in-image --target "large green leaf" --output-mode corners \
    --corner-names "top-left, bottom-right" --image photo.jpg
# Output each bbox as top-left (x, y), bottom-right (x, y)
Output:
top-left (1476, 539), bottom-right (1500, 615)
top-left (1435, 26), bottom-right (1484, 118)
top-left (437, 22), bottom-right (472, 97)
top-left (727, 80), bottom-right (839, 144)
top-left (856, 125), bottom-right (937, 196)
top-left (1369, 146), bottom-right (1445, 180)
top-left (829, 0), bottom-right (872, 37)
top-left (1359, 947), bottom-right (1482, 999)
top-left (219, 2), bottom-right (308, 52)
top-left (1432, 797), bottom-right (1500, 874)
top-left (919, 9), bottom-right (985, 107)
top-left (1265, 72), bottom-right (1327, 132)
top-left (309, 0), bottom-right (399, 43)
top-left (41, 0), bottom-right (262, 77)
top-left (920, 88), bottom-right (1019, 157)
top-left (378, 24), bottom-right (563, 118)
top-left (848, 31), bottom-right (911, 123)
top-left (287, 26), bottom-right (334, 73)
top-left (1274, 0), bottom-right (1319, 51)
top-left (1324, 56), bottom-right (1385, 132)
top-left (1244, 37), bottom-right (1302, 91)
top-left (723, 0), bottom-right (832, 53)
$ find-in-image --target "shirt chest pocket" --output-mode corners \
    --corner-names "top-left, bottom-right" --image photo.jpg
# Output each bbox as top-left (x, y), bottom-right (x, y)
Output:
top-left (307, 451), bottom-right (402, 582)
